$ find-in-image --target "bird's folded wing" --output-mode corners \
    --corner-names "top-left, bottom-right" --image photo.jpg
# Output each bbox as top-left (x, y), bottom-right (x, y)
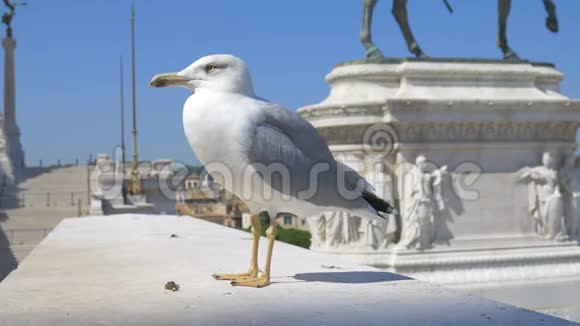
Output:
top-left (255, 102), bottom-right (334, 163)
top-left (246, 102), bottom-right (374, 204)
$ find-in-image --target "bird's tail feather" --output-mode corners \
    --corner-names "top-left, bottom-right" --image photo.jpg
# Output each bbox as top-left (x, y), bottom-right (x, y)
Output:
top-left (362, 190), bottom-right (398, 219)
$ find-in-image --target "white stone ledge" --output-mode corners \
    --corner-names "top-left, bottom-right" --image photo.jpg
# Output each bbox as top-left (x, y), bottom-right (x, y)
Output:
top-left (0, 215), bottom-right (573, 325)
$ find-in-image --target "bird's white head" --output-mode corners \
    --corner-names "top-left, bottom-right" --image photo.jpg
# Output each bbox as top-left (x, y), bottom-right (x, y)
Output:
top-left (150, 54), bottom-right (255, 96)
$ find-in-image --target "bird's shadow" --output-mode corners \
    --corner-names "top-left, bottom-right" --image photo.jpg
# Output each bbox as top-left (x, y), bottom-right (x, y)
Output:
top-left (292, 271), bottom-right (412, 284)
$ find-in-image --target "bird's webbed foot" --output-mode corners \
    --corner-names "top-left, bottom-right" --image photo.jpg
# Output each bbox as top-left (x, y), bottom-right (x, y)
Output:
top-left (212, 268), bottom-right (259, 281)
top-left (213, 214), bottom-right (262, 282)
top-left (230, 274), bottom-right (271, 288)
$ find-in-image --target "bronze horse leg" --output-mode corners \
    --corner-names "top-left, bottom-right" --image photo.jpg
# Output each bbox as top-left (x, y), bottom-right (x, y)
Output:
top-left (497, 0), bottom-right (518, 60)
top-left (392, 0), bottom-right (425, 57)
top-left (361, 0), bottom-right (385, 59)
top-left (361, 0), bottom-right (425, 59)
top-left (543, 0), bottom-right (559, 33)
top-left (362, 0), bottom-right (559, 60)
top-left (498, 0), bottom-right (559, 60)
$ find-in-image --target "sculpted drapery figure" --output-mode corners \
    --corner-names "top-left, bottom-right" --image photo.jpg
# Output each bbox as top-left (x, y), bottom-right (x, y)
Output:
top-left (309, 209), bottom-right (395, 250)
top-left (363, 158), bottom-right (397, 248)
top-left (308, 157), bottom-right (398, 250)
top-left (518, 152), bottom-right (570, 241)
top-left (309, 211), bottom-right (396, 250)
top-left (308, 211), bottom-right (360, 249)
top-left (560, 152), bottom-right (579, 238)
top-left (360, 0), bottom-right (559, 60)
top-left (399, 155), bottom-right (448, 250)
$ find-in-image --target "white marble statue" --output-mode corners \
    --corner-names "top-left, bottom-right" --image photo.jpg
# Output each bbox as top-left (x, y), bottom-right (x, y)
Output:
top-left (308, 211), bottom-right (360, 249)
top-left (308, 157), bottom-right (398, 250)
top-left (95, 154), bottom-right (112, 170)
top-left (308, 210), bottom-right (399, 250)
top-left (365, 158), bottom-right (397, 249)
top-left (560, 151), bottom-right (578, 238)
top-left (518, 152), bottom-right (569, 241)
top-left (362, 218), bottom-right (392, 249)
top-left (91, 154), bottom-right (123, 202)
top-left (399, 155), bottom-right (448, 250)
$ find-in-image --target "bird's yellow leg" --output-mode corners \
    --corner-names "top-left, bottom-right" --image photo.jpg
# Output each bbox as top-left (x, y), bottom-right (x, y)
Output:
top-left (212, 214), bottom-right (261, 281)
top-left (231, 222), bottom-right (277, 288)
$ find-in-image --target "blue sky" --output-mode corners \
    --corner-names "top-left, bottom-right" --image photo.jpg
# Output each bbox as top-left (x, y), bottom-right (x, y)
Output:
top-left (7, 0), bottom-right (580, 166)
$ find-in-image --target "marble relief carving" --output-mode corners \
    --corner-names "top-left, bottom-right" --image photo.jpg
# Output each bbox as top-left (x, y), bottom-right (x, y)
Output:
top-left (518, 152), bottom-right (578, 241)
top-left (399, 155), bottom-right (449, 250)
top-left (309, 154), bottom-right (452, 251)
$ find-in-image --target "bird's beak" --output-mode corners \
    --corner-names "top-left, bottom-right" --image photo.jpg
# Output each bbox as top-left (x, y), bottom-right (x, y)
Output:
top-left (150, 72), bottom-right (191, 88)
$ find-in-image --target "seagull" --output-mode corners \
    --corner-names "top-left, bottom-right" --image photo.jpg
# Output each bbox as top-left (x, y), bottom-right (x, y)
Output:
top-left (150, 54), bottom-right (397, 288)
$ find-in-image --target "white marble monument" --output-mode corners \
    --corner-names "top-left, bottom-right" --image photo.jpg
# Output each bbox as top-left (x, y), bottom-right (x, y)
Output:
top-left (298, 59), bottom-right (580, 292)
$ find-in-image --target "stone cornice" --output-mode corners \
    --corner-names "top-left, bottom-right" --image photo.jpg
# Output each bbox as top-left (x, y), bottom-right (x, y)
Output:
top-left (299, 99), bottom-right (580, 127)
top-left (327, 61), bottom-right (562, 84)
top-left (301, 60), bottom-right (570, 112)
top-left (316, 121), bottom-right (579, 145)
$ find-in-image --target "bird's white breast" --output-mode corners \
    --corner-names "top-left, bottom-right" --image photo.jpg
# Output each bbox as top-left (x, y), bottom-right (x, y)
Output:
top-left (182, 90), bottom-right (260, 193)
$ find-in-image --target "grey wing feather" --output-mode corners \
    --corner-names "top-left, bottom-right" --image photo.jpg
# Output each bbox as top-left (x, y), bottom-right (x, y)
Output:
top-left (337, 161), bottom-right (376, 193)
top-left (258, 103), bottom-right (375, 192)
top-left (246, 101), bottom-right (374, 206)
top-left (256, 102), bottom-right (334, 162)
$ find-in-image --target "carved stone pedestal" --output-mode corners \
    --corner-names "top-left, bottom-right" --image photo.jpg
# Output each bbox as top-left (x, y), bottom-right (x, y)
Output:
top-left (298, 59), bottom-right (580, 310)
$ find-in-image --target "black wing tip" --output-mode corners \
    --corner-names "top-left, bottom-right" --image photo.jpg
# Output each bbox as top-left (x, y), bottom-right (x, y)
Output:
top-left (362, 190), bottom-right (398, 216)
top-left (377, 212), bottom-right (388, 220)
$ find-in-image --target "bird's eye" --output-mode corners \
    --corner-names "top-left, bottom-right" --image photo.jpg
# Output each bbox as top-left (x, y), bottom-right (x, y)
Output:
top-left (204, 64), bottom-right (217, 73)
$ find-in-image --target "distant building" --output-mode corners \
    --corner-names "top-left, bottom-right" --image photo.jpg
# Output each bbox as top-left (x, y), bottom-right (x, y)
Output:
top-left (176, 170), bottom-right (309, 231)
top-left (276, 213), bottom-right (307, 230)
top-left (176, 172), bottom-right (227, 224)
top-left (223, 201), bottom-right (246, 229)
top-left (184, 174), bottom-right (201, 190)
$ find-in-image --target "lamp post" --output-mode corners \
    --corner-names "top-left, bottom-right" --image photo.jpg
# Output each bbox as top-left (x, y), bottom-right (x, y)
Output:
top-left (119, 55), bottom-right (128, 203)
top-left (120, 55), bottom-right (126, 170)
top-left (128, 1), bottom-right (141, 195)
